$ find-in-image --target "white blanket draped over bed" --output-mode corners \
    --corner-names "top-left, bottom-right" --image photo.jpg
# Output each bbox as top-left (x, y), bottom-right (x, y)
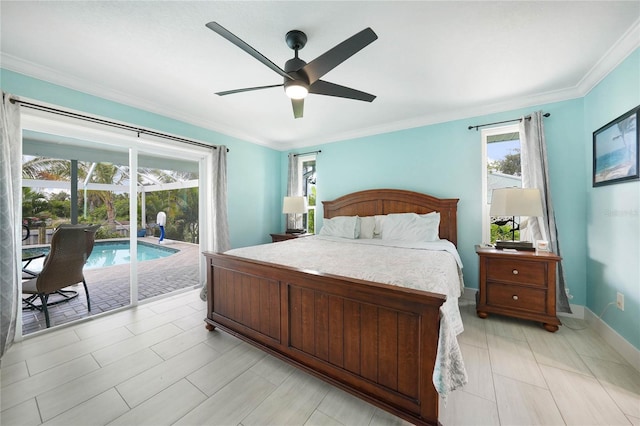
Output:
top-left (224, 235), bottom-right (468, 398)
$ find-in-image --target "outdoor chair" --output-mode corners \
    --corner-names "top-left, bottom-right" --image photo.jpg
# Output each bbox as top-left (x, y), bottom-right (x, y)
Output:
top-left (22, 224), bottom-right (100, 328)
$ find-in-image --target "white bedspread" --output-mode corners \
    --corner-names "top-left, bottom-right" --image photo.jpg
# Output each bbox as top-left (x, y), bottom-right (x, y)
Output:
top-left (225, 235), bottom-right (468, 398)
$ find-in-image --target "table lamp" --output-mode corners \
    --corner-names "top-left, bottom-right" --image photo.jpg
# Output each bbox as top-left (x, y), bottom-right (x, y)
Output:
top-left (283, 196), bottom-right (307, 234)
top-left (490, 188), bottom-right (543, 250)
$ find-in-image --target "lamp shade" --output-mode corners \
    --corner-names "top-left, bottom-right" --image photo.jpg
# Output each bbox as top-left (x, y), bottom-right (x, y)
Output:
top-left (490, 188), bottom-right (543, 217)
top-left (282, 196), bottom-right (307, 214)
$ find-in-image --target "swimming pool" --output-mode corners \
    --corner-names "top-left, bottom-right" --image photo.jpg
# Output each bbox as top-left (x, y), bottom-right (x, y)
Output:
top-left (22, 240), bottom-right (179, 271)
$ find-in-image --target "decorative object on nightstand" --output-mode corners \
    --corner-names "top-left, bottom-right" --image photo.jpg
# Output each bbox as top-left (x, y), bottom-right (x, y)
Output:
top-left (475, 245), bottom-right (561, 332)
top-left (490, 187), bottom-right (543, 251)
top-left (283, 196), bottom-right (307, 234)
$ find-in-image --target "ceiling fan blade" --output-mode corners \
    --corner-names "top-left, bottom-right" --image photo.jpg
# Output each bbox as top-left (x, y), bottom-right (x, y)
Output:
top-left (216, 84), bottom-right (283, 96)
top-left (206, 22), bottom-right (293, 81)
top-left (292, 98), bottom-right (304, 119)
top-left (309, 80), bottom-right (376, 102)
top-left (301, 28), bottom-right (377, 85)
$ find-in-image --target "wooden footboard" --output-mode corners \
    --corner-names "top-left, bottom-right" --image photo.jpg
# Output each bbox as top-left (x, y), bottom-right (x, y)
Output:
top-left (204, 252), bottom-right (445, 426)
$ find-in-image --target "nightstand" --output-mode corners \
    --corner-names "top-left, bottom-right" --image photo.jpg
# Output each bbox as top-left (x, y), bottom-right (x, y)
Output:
top-left (475, 245), bottom-right (561, 332)
top-left (270, 233), bottom-right (311, 243)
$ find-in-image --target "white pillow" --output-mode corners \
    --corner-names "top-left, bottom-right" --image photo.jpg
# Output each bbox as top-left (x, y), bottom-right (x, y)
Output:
top-left (373, 215), bottom-right (385, 238)
top-left (319, 216), bottom-right (360, 239)
top-left (419, 212), bottom-right (440, 240)
top-left (359, 216), bottom-right (376, 239)
top-left (382, 212), bottom-right (440, 242)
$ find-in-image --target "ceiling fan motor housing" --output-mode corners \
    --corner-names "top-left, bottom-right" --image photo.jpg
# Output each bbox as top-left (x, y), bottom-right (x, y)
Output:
top-left (284, 31), bottom-right (310, 85)
top-left (285, 56), bottom-right (308, 79)
top-left (285, 30), bottom-right (307, 51)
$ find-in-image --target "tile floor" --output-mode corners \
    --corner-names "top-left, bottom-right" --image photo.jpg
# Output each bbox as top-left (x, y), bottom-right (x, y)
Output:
top-left (2, 290), bottom-right (639, 425)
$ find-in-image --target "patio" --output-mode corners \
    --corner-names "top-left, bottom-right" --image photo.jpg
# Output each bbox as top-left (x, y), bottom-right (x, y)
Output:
top-left (21, 238), bottom-right (201, 335)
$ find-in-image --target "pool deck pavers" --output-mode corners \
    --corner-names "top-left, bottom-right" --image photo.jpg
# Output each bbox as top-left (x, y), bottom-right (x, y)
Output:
top-left (21, 237), bottom-right (201, 335)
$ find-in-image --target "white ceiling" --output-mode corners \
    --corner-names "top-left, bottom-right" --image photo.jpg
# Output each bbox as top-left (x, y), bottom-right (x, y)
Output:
top-left (2, 1), bottom-right (639, 151)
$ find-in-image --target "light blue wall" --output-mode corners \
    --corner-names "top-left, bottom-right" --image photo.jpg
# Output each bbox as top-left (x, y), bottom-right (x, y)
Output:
top-left (283, 98), bottom-right (588, 303)
top-left (1, 69), bottom-right (281, 249)
top-left (583, 49), bottom-right (640, 349)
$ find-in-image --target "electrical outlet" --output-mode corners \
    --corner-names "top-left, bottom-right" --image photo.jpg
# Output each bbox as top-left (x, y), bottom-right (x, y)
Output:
top-left (616, 292), bottom-right (624, 311)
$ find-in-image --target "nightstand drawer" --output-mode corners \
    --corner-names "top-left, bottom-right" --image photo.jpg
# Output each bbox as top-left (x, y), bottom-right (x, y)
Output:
top-left (486, 258), bottom-right (546, 286)
top-left (486, 283), bottom-right (546, 313)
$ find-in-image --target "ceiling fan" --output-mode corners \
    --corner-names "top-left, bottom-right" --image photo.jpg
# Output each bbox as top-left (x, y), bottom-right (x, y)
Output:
top-left (206, 22), bottom-right (378, 118)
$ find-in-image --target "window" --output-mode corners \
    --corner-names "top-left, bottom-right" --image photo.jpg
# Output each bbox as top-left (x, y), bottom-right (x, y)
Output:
top-left (481, 124), bottom-right (522, 243)
top-left (297, 154), bottom-right (317, 234)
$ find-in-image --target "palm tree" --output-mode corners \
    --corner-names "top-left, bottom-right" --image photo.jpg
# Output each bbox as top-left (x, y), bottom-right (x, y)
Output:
top-left (617, 114), bottom-right (637, 169)
top-left (22, 156), bottom-right (199, 242)
top-left (23, 156), bottom-right (122, 226)
top-left (22, 187), bottom-right (48, 221)
top-left (87, 163), bottom-right (124, 227)
top-left (22, 156), bottom-right (74, 181)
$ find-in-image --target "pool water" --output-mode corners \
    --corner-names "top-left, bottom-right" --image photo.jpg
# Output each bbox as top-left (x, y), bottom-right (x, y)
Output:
top-left (22, 240), bottom-right (179, 272)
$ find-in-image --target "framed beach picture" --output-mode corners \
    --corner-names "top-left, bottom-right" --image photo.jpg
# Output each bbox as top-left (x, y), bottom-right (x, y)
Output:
top-left (593, 105), bottom-right (639, 187)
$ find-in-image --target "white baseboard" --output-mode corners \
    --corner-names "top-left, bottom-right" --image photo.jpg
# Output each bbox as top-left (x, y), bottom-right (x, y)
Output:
top-left (461, 287), bottom-right (477, 302)
top-left (461, 287), bottom-right (639, 371)
top-left (558, 304), bottom-right (585, 319)
top-left (585, 307), bottom-right (640, 372)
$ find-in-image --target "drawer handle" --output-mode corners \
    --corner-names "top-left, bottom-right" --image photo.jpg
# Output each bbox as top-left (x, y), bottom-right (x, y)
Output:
top-left (512, 269), bottom-right (519, 275)
top-left (512, 295), bottom-right (519, 301)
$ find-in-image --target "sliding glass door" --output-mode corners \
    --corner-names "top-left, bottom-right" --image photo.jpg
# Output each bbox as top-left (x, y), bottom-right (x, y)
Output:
top-left (135, 152), bottom-right (200, 303)
top-left (22, 134), bottom-right (133, 334)
top-left (19, 110), bottom-right (212, 335)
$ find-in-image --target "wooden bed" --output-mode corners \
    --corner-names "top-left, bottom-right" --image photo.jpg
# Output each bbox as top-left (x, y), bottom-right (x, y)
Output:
top-left (203, 189), bottom-right (459, 425)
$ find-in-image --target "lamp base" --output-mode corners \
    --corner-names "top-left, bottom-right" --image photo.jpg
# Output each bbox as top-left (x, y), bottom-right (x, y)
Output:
top-left (495, 240), bottom-right (535, 251)
top-left (286, 228), bottom-right (306, 234)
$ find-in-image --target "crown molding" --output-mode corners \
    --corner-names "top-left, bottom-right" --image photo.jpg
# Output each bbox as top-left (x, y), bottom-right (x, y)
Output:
top-left (577, 18), bottom-right (640, 96)
top-left (282, 22), bottom-right (640, 151)
top-left (279, 85), bottom-right (584, 151)
top-left (4, 14), bottom-right (639, 153)
top-left (0, 53), bottom-right (269, 148)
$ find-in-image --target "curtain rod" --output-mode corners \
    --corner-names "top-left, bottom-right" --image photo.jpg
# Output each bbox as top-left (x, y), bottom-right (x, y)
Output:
top-left (10, 98), bottom-right (228, 152)
top-left (468, 112), bottom-right (550, 131)
top-left (293, 150), bottom-right (321, 157)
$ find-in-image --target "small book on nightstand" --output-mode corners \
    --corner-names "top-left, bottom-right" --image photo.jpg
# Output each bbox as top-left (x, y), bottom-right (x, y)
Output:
top-left (285, 228), bottom-right (306, 234)
top-left (494, 240), bottom-right (535, 251)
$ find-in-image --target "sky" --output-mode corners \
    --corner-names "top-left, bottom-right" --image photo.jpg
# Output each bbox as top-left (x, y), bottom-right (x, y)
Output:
top-left (487, 139), bottom-right (520, 163)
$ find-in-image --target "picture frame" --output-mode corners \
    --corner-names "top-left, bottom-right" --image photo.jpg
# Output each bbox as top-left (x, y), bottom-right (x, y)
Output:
top-left (593, 105), bottom-right (639, 187)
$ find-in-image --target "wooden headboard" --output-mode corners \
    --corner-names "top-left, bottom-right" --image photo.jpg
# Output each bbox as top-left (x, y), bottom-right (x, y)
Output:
top-left (322, 188), bottom-right (459, 247)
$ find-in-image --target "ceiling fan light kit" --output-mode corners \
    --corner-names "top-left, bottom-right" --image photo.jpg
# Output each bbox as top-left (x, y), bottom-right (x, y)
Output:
top-left (284, 80), bottom-right (309, 100)
top-left (206, 21), bottom-right (377, 118)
